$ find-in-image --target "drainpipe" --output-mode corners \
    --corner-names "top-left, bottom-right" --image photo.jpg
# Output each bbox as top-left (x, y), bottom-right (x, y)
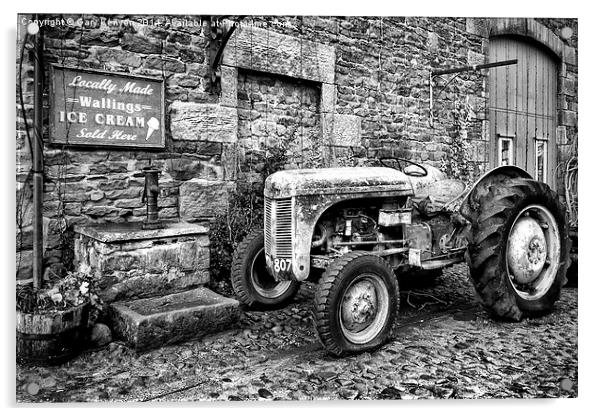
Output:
top-left (31, 17), bottom-right (44, 289)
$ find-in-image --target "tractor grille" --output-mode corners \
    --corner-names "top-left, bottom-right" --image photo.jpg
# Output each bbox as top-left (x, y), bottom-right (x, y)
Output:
top-left (264, 197), bottom-right (293, 258)
top-left (264, 198), bottom-right (272, 253)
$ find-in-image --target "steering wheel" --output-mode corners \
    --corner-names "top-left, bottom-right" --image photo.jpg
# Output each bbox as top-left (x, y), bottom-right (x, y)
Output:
top-left (378, 157), bottom-right (429, 177)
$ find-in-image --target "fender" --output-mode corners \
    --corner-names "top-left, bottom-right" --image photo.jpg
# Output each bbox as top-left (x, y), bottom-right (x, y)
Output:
top-left (457, 165), bottom-right (532, 222)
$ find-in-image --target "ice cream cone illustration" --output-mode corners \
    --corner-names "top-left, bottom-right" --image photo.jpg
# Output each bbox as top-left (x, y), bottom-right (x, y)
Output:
top-left (145, 117), bottom-right (160, 140)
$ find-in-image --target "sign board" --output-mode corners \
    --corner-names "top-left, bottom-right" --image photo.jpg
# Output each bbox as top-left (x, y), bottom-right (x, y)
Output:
top-left (50, 66), bottom-right (165, 149)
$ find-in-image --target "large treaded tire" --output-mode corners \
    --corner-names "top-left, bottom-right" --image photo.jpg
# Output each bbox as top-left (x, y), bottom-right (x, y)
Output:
top-left (312, 252), bottom-right (400, 356)
top-left (230, 228), bottom-right (300, 309)
top-left (467, 178), bottom-right (570, 321)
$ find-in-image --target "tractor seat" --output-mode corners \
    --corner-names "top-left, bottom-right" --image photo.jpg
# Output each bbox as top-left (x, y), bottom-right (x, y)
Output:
top-left (411, 179), bottom-right (467, 215)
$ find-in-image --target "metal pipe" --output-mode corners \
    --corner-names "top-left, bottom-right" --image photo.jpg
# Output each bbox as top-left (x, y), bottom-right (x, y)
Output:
top-left (334, 239), bottom-right (406, 246)
top-left (32, 19), bottom-right (44, 289)
top-left (431, 59), bottom-right (517, 77)
top-left (429, 72), bottom-right (433, 127)
top-left (141, 167), bottom-right (162, 230)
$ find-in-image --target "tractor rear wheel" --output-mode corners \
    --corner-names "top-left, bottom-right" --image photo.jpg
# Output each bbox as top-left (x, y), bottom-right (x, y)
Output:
top-left (231, 228), bottom-right (300, 309)
top-left (313, 252), bottom-right (399, 356)
top-left (467, 179), bottom-right (570, 321)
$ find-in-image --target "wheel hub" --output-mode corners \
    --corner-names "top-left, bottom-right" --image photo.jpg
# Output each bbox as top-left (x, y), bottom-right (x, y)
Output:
top-left (507, 216), bottom-right (548, 284)
top-left (341, 280), bottom-right (377, 332)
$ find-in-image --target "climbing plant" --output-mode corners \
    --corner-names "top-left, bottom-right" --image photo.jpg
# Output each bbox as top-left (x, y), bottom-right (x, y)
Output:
top-left (442, 98), bottom-right (475, 183)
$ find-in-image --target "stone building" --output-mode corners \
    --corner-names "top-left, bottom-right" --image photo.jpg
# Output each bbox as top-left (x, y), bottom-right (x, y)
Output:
top-left (16, 15), bottom-right (578, 285)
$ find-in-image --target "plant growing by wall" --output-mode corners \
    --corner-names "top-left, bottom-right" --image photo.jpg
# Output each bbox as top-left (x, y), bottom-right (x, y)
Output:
top-left (562, 134), bottom-right (578, 227)
top-left (208, 138), bottom-right (291, 293)
top-left (441, 98), bottom-right (476, 183)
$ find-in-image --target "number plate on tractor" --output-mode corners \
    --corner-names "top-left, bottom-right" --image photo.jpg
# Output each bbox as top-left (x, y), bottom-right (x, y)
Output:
top-left (273, 258), bottom-right (292, 273)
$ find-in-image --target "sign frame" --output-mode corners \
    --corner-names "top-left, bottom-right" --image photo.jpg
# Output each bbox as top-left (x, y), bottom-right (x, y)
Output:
top-left (49, 64), bottom-right (166, 149)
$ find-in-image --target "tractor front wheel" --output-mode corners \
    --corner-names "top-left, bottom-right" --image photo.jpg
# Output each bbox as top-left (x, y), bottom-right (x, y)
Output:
top-left (313, 252), bottom-right (399, 356)
top-left (230, 228), bottom-right (300, 309)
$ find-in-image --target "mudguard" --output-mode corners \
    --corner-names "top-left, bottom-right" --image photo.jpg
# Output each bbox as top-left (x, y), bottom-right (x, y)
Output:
top-left (457, 165), bottom-right (532, 222)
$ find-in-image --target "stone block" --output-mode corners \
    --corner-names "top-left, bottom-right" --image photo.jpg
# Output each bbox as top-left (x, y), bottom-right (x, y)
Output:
top-left (93, 48), bottom-right (142, 67)
top-left (144, 56), bottom-right (186, 73)
top-left (179, 179), bottom-right (235, 221)
top-left (167, 31), bottom-right (192, 45)
top-left (563, 45), bottom-right (577, 66)
top-left (426, 31), bottom-right (439, 51)
top-left (109, 287), bottom-right (240, 352)
top-left (81, 29), bottom-right (121, 46)
top-left (321, 83), bottom-right (337, 113)
top-left (170, 102), bottom-right (237, 143)
top-left (322, 113), bottom-right (362, 147)
top-left (89, 190), bottom-right (105, 202)
top-left (560, 77), bottom-right (576, 97)
top-left (220, 65), bottom-right (238, 108)
top-left (121, 33), bottom-right (162, 54)
top-left (556, 126), bottom-right (568, 145)
top-left (223, 26), bottom-right (335, 84)
top-left (559, 110), bottom-right (577, 127)
top-left (169, 74), bottom-right (200, 88)
top-left (221, 144), bottom-right (238, 181)
top-left (467, 50), bottom-right (485, 66)
top-left (74, 222), bottom-right (210, 302)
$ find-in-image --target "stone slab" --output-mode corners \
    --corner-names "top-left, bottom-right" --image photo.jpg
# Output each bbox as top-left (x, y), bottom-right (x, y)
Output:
top-left (74, 221), bottom-right (208, 243)
top-left (170, 101), bottom-right (237, 143)
top-left (109, 287), bottom-right (241, 352)
top-left (179, 179), bottom-right (235, 222)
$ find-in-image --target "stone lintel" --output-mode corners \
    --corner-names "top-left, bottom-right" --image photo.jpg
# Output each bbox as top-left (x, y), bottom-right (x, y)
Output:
top-left (223, 25), bottom-right (335, 84)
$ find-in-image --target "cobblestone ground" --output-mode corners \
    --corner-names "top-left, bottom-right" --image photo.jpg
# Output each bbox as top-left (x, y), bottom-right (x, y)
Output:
top-left (16, 265), bottom-right (578, 402)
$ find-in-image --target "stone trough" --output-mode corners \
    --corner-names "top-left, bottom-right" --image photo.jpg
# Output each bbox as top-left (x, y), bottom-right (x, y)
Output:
top-left (109, 287), bottom-right (240, 352)
top-left (74, 221), bottom-right (211, 303)
top-left (74, 221), bottom-right (241, 352)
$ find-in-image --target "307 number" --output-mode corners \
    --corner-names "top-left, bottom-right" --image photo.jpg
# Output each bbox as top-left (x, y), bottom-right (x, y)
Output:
top-left (273, 258), bottom-right (292, 273)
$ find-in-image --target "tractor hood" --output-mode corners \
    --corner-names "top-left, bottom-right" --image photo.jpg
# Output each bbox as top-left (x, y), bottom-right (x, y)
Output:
top-left (264, 167), bottom-right (415, 199)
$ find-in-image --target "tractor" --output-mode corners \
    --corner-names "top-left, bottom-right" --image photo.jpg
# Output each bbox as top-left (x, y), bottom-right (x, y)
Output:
top-left (230, 158), bottom-right (570, 356)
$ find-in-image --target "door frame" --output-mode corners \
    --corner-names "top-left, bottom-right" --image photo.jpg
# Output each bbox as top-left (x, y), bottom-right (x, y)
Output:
top-left (483, 18), bottom-right (576, 191)
top-left (487, 34), bottom-right (559, 189)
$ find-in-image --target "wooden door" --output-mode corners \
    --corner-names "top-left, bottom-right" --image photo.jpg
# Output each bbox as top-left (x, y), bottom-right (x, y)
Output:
top-left (489, 36), bottom-right (558, 188)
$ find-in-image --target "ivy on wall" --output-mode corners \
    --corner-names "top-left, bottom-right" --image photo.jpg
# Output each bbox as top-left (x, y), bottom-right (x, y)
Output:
top-left (442, 98), bottom-right (476, 183)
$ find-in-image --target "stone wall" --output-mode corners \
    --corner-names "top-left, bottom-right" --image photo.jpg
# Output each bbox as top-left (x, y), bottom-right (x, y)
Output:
top-left (17, 15), bottom-right (224, 282)
top-left (236, 70), bottom-right (322, 177)
top-left (16, 15), bottom-right (578, 282)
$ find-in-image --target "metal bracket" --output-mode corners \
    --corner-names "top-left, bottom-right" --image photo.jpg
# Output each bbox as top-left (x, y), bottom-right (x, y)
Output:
top-left (208, 16), bottom-right (247, 93)
top-left (428, 59), bottom-right (518, 127)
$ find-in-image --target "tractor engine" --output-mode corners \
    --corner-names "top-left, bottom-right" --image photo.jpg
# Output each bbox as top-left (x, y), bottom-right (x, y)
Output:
top-left (309, 196), bottom-right (463, 271)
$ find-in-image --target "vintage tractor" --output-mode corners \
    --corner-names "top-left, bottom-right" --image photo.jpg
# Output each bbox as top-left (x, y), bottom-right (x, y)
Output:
top-left (230, 159), bottom-right (570, 356)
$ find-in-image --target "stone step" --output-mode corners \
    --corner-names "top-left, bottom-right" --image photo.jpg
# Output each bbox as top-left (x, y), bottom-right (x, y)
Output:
top-left (108, 287), bottom-right (240, 352)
